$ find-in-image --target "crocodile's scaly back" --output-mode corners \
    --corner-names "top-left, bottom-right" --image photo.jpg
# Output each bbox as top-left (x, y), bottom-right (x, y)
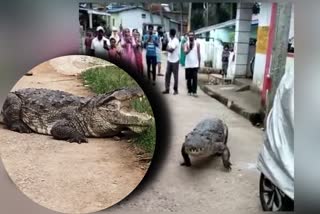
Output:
top-left (192, 118), bottom-right (226, 143)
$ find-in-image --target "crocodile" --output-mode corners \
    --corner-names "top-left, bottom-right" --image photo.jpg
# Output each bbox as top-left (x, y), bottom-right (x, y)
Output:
top-left (0, 87), bottom-right (153, 143)
top-left (180, 118), bottom-right (232, 170)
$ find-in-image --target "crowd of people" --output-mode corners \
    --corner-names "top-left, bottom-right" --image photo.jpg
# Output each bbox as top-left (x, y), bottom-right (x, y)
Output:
top-left (84, 25), bottom-right (165, 81)
top-left (84, 24), bottom-right (203, 97)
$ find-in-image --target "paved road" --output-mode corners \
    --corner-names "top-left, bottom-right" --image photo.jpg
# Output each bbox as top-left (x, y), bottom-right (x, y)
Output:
top-left (107, 52), bottom-right (265, 213)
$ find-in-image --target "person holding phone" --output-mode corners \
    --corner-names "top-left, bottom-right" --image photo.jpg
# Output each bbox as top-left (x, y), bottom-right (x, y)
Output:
top-left (162, 28), bottom-right (180, 95)
top-left (143, 25), bottom-right (159, 85)
top-left (184, 31), bottom-right (201, 97)
top-left (90, 26), bottom-right (110, 59)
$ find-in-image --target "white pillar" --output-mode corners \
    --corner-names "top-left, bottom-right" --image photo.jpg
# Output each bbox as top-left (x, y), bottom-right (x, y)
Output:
top-left (89, 12), bottom-right (93, 29)
top-left (231, 3), bottom-right (253, 78)
top-left (252, 3), bottom-right (273, 92)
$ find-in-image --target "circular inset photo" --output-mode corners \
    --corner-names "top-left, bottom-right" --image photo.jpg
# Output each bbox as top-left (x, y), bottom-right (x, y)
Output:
top-left (0, 55), bottom-right (156, 214)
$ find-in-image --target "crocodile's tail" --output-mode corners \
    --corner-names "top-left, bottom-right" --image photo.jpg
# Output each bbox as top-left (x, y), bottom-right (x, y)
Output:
top-left (223, 122), bottom-right (228, 145)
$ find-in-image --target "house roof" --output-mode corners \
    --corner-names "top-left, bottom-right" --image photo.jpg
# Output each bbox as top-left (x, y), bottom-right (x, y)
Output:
top-left (107, 5), bottom-right (181, 24)
top-left (195, 19), bottom-right (259, 35)
top-left (107, 6), bottom-right (147, 13)
top-left (79, 8), bottom-right (111, 16)
top-left (170, 19), bottom-right (181, 24)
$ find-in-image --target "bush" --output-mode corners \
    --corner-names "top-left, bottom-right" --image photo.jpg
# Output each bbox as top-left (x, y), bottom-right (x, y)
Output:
top-left (81, 66), bottom-right (156, 154)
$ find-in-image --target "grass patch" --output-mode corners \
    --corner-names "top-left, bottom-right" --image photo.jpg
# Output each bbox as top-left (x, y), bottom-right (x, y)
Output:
top-left (81, 66), bottom-right (156, 155)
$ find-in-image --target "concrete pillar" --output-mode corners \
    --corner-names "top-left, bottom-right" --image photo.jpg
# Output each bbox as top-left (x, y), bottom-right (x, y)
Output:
top-left (251, 3), bottom-right (273, 93)
top-left (230, 3), bottom-right (253, 78)
top-left (267, 3), bottom-right (292, 113)
top-left (89, 12), bottom-right (93, 29)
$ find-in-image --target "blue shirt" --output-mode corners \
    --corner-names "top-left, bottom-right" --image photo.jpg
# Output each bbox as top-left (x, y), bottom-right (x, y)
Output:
top-left (143, 34), bottom-right (158, 56)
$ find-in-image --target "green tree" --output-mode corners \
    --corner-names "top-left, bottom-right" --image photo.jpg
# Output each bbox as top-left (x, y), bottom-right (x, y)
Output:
top-left (191, 3), bottom-right (237, 29)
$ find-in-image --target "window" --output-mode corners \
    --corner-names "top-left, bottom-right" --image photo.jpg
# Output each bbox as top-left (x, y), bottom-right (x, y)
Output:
top-left (141, 14), bottom-right (146, 19)
top-left (112, 18), bottom-right (115, 26)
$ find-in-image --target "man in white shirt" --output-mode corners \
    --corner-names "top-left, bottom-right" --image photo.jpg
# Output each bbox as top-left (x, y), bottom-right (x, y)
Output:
top-left (90, 26), bottom-right (110, 59)
top-left (162, 29), bottom-right (180, 95)
top-left (184, 31), bottom-right (201, 97)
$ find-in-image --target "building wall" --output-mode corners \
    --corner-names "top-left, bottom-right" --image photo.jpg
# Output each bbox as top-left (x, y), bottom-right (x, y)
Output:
top-left (110, 13), bottom-right (120, 28)
top-left (169, 22), bottom-right (180, 36)
top-left (111, 8), bottom-right (176, 35)
top-left (163, 17), bottom-right (171, 32)
top-left (197, 38), bottom-right (223, 69)
top-left (119, 9), bottom-right (147, 34)
top-left (252, 3), bottom-right (294, 92)
top-left (211, 29), bottom-right (233, 43)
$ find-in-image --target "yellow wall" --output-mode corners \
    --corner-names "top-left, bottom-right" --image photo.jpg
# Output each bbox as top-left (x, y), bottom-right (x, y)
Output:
top-left (256, 26), bottom-right (269, 54)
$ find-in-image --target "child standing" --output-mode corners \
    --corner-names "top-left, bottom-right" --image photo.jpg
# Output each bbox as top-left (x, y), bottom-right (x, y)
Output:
top-left (108, 38), bottom-right (121, 63)
top-left (222, 45), bottom-right (230, 78)
top-left (84, 31), bottom-right (93, 55)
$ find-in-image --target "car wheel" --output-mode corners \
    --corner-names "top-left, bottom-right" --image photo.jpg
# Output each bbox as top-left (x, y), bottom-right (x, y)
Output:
top-left (259, 173), bottom-right (294, 211)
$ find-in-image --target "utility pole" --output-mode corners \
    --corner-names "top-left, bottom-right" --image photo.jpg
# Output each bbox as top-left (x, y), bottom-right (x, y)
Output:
top-left (160, 4), bottom-right (164, 29)
top-left (149, 4), bottom-right (154, 24)
top-left (187, 3), bottom-right (192, 32)
top-left (88, 3), bottom-right (93, 29)
top-left (180, 3), bottom-right (184, 35)
top-left (267, 3), bottom-right (292, 113)
top-left (230, 3), bottom-right (234, 20)
top-left (204, 3), bottom-right (209, 26)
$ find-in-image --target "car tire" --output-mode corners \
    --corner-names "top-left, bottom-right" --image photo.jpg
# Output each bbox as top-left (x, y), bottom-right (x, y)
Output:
top-left (259, 173), bottom-right (294, 211)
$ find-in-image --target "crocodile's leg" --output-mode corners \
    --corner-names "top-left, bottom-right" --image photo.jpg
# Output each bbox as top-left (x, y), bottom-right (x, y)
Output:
top-left (180, 143), bottom-right (191, 167)
top-left (51, 120), bottom-right (88, 144)
top-left (2, 93), bottom-right (32, 133)
top-left (221, 145), bottom-right (232, 171)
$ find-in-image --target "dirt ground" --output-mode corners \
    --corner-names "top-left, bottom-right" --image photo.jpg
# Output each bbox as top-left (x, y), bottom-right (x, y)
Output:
top-left (0, 55), bottom-right (150, 214)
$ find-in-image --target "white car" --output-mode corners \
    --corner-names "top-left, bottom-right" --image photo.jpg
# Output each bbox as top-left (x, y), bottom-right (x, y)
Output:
top-left (257, 68), bottom-right (294, 211)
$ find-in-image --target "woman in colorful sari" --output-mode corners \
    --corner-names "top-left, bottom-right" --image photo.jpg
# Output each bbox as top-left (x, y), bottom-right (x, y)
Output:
top-left (133, 31), bottom-right (144, 76)
top-left (120, 28), bottom-right (137, 70)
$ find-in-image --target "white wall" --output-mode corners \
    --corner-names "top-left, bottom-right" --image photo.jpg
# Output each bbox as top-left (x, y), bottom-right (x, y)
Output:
top-left (252, 53), bottom-right (267, 90)
top-left (118, 9), bottom-right (148, 35)
top-left (210, 29), bottom-right (233, 43)
top-left (289, 4), bottom-right (294, 39)
top-left (112, 13), bottom-right (120, 28)
top-left (116, 9), bottom-right (175, 35)
top-left (197, 38), bottom-right (224, 69)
